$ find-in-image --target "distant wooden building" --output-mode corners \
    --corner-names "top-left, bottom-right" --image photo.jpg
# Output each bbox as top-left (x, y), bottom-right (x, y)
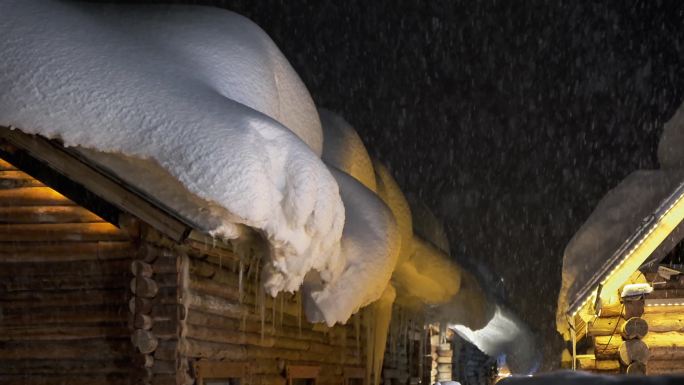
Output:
top-left (557, 169), bottom-right (684, 375)
top-left (0, 127), bottom-right (426, 385)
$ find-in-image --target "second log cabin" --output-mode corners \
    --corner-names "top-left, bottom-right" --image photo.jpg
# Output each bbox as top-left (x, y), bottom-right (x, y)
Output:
top-left (557, 165), bottom-right (684, 375)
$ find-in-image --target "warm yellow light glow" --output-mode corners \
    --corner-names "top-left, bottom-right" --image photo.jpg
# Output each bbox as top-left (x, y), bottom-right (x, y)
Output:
top-left (572, 187), bottom-right (684, 318)
top-left (599, 193), bottom-right (684, 301)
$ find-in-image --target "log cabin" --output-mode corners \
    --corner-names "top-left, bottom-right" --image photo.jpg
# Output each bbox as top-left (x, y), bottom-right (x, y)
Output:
top-left (0, 126), bottom-right (433, 385)
top-left (556, 167), bottom-right (684, 375)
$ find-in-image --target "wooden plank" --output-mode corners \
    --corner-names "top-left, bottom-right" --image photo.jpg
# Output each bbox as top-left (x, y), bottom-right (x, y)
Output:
top-left (588, 317), bottom-right (624, 336)
top-left (287, 365), bottom-right (320, 379)
top-left (0, 339), bottom-right (132, 360)
top-left (0, 306), bottom-right (126, 326)
top-left (0, 359), bottom-right (132, 374)
top-left (0, 289), bottom-right (128, 309)
top-left (0, 241), bottom-right (134, 262)
top-left (194, 360), bottom-right (250, 380)
top-left (2, 271), bottom-right (130, 292)
top-left (646, 359), bottom-right (684, 375)
top-left (0, 375), bottom-right (132, 385)
top-left (643, 312), bottom-right (684, 332)
top-left (0, 128), bottom-right (190, 241)
top-left (0, 170), bottom-right (44, 188)
top-left (0, 205), bottom-right (102, 223)
top-left (0, 222), bottom-right (129, 242)
top-left (0, 325), bottom-right (130, 341)
top-left (0, 258), bottom-right (131, 277)
top-left (0, 158), bottom-right (17, 170)
top-left (0, 187), bottom-right (74, 205)
top-left (594, 335), bottom-right (621, 359)
top-left (645, 305), bottom-right (684, 314)
top-left (575, 355), bottom-right (620, 372)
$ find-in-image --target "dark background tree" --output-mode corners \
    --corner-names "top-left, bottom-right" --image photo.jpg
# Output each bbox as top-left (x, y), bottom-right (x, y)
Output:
top-left (92, 0), bottom-right (684, 368)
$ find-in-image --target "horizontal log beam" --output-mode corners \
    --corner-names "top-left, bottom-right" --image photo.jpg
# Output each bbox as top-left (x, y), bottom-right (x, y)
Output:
top-left (643, 312), bottom-right (684, 332)
top-left (646, 359), bottom-right (684, 375)
top-left (0, 340), bottom-right (132, 360)
top-left (588, 317), bottom-right (624, 337)
top-left (0, 325), bottom-right (129, 342)
top-left (0, 306), bottom-right (126, 326)
top-left (0, 241), bottom-right (134, 263)
top-left (0, 358), bottom-right (133, 374)
top-left (594, 335), bottom-right (621, 359)
top-left (0, 259), bottom-right (131, 277)
top-left (0, 222), bottom-right (129, 242)
top-left (0, 375), bottom-right (131, 385)
top-left (2, 273), bottom-right (129, 292)
top-left (0, 205), bottom-right (102, 223)
top-left (0, 187), bottom-right (74, 206)
top-left (1, 289), bottom-right (128, 309)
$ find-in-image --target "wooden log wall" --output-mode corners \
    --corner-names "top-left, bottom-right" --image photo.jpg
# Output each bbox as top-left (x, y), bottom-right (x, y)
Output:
top-left (128, 241), bottom-right (182, 385)
top-left (176, 238), bottom-right (373, 385)
top-left (382, 306), bottom-right (423, 385)
top-left (642, 269), bottom-right (684, 375)
top-left (0, 159), bottom-right (137, 385)
top-left (590, 297), bottom-right (649, 374)
top-left (583, 269), bottom-right (684, 375)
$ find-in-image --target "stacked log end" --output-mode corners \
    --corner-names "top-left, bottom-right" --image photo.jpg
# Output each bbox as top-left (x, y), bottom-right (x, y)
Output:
top-left (129, 241), bottom-right (182, 385)
top-left (428, 332), bottom-right (439, 383)
top-left (641, 270), bottom-right (684, 375)
top-left (436, 343), bottom-right (453, 382)
top-left (588, 297), bottom-right (650, 374)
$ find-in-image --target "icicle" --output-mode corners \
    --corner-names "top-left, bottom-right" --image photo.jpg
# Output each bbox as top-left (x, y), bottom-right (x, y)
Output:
top-left (354, 312), bottom-right (361, 361)
top-left (259, 285), bottom-right (266, 341)
top-left (371, 284), bottom-right (395, 385)
top-left (408, 318), bottom-right (414, 379)
top-left (340, 326), bottom-right (347, 365)
top-left (238, 259), bottom-right (244, 304)
top-left (279, 293), bottom-right (285, 329)
top-left (364, 306), bottom-right (373, 385)
top-left (254, 259), bottom-right (260, 313)
top-left (296, 291), bottom-right (302, 336)
top-left (271, 295), bottom-right (276, 335)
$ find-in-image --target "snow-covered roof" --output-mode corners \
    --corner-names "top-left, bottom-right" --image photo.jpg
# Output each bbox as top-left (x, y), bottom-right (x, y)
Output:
top-left (557, 101), bottom-right (684, 330)
top-left (0, 0), bottom-right (396, 326)
top-left (0, 0), bottom-right (498, 329)
top-left (558, 170), bottom-right (684, 316)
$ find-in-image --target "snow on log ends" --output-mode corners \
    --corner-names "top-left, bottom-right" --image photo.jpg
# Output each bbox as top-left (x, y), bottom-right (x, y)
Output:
top-left (0, 1), bottom-right (347, 305)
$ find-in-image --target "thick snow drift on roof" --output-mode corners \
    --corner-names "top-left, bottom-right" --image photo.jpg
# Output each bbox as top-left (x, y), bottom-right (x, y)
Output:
top-left (320, 109), bottom-right (377, 191)
top-left (450, 305), bottom-right (539, 374)
top-left (557, 170), bottom-right (684, 330)
top-left (0, 1), bottom-right (345, 298)
top-left (659, 102), bottom-right (684, 169)
top-left (394, 236), bottom-right (461, 305)
top-left (374, 161), bottom-right (414, 265)
top-left (303, 169), bottom-right (400, 325)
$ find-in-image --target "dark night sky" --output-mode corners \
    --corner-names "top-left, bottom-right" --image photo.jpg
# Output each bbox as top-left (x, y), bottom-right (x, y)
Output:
top-left (98, 0), bottom-right (684, 366)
